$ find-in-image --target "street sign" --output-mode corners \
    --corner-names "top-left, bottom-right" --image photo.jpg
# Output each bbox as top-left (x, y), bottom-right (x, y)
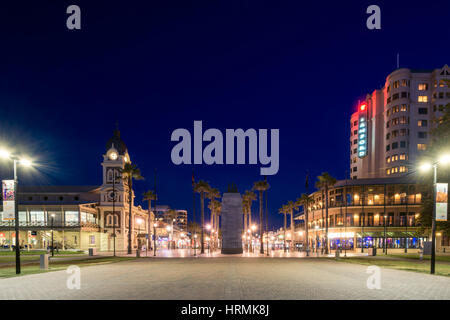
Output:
top-left (436, 183), bottom-right (448, 221)
top-left (2, 180), bottom-right (15, 221)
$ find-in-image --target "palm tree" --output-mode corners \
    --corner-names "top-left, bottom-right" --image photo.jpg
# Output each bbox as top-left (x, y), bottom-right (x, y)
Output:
top-left (194, 180), bottom-right (211, 254)
top-left (143, 190), bottom-right (157, 251)
top-left (297, 193), bottom-right (311, 256)
top-left (120, 162), bottom-right (143, 254)
top-left (166, 209), bottom-right (178, 249)
top-left (286, 200), bottom-right (299, 251)
top-left (253, 180), bottom-right (269, 254)
top-left (242, 190), bottom-right (256, 235)
top-left (278, 205), bottom-right (288, 252)
top-left (315, 172), bottom-right (337, 254)
top-left (208, 198), bottom-right (221, 250)
top-left (207, 188), bottom-right (221, 235)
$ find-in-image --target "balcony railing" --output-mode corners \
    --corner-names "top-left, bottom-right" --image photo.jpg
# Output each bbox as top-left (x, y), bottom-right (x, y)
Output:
top-left (0, 220), bottom-right (99, 228)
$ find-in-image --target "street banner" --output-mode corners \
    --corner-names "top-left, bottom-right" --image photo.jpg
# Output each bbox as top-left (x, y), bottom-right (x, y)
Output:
top-left (436, 183), bottom-right (448, 221)
top-left (2, 180), bottom-right (15, 221)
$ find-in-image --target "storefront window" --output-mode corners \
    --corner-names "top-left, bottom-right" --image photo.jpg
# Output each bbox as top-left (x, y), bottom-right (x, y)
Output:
top-left (29, 211), bottom-right (45, 223)
top-left (65, 211), bottom-right (79, 225)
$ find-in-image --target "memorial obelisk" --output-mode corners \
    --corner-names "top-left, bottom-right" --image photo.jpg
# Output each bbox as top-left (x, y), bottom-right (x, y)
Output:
top-left (221, 184), bottom-right (243, 254)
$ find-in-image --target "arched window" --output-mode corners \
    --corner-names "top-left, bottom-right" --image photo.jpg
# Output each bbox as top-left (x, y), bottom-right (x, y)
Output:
top-left (107, 169), bottom-right (113, 182)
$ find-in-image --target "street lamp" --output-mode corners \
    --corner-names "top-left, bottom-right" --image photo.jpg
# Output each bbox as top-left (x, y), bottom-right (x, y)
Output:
top-left (136, 218), bottom-right (143, 253)
top-left (153, 222), bottom-right (158, 256)
top-left (194, 234), bottom-right (198, 256)
top-left (419, 154), bottom-right (450, 274)
top-left (0, 148), bottom-right (33, 274)
top-left (51, 213), bottom-right (55, 257)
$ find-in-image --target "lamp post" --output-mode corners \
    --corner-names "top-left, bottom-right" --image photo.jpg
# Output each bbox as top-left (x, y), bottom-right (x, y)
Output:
top-left (194, 234), bottom-right (197, 256)
top-left (112, 170), bottom-right (116, 257)
top-left (166, 225), bottom-right (172, 250)
top-left (0, 149), bottom-right (33, 274)
top-left (153, 222), bottom-right (157, 256)
top-left (420, 154), bottom-right (450, 274)
top-left (51, 213), bottom-right (55, 257)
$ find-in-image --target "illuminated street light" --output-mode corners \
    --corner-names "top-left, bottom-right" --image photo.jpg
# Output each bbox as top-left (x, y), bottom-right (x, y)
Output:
top-left (0, 149), bottom-right (11, 159)
top-left (0, 148), bottom-right (34, 274)
top-left (418, 154), bottom-right (450, 274)
top-left (420, 162), bottom-right (432, 172)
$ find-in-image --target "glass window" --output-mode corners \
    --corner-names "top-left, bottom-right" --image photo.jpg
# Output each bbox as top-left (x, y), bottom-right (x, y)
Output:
top-left (418, 96), bottom-right (428, 103)
top-left (418, 83), bottom-right (428, 90)
top-left (29, 211), bottom-right (45, 223)
top-left (417, 144), bottom-right (427, 151)
top-left (65, 211), bottom-right (79, 224)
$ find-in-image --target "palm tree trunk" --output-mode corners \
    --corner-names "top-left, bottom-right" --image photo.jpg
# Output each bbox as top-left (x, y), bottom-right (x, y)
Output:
top-left (128, 178), bottom-right (132, 254)
top-left (148, 199), bottom-right (152, 251)
top-left (244, 210), bottom-right (247, 237)
top-left (259, 191), bottom-right (264, 254)
top-left (325, 185), bottom-right (329, 254)
top-left (290, 209), bottom-right (295, 251)
top-left (306, 200), bottom-right (309, 256)
top-left (200, 192), bottom-right (205, 254)
top-left (283, 212), bottom-right (287, 252)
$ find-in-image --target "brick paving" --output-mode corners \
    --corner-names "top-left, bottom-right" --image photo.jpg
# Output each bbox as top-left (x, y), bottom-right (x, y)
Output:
top-left (1, 257), bottom-right (450, 300)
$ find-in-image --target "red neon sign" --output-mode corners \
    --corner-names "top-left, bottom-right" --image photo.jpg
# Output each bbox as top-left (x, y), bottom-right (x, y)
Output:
top-left (360, 103), bottom-right (366, 111)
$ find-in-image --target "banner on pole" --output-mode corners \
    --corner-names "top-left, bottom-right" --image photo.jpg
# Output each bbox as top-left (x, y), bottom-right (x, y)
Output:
top-left (436, 183), bottom-right (448, 221)
top-left (2, 180), bottom-right (15, 221)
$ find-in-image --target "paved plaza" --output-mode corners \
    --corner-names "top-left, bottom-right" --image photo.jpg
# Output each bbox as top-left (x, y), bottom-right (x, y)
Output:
top-left (2, 254), bottom-right (450, 300)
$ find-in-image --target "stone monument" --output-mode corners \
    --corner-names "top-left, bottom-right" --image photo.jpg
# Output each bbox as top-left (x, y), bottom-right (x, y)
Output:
top-left (221, 184), bottom-right (243, 254)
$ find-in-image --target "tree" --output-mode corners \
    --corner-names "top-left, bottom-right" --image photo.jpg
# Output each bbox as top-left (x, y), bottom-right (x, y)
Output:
top-left (207, 188), bottom-right (221, 235)
top-left (315, 172), bottom-right (337, 254)
top-left (166, 209), bottom-right (178, 249)
top-left (278, 205), bottom-right (289, 252)
top-left (143, 190), bottom-right (157, 250)
top-left (297, 193), bottom-right (312, 255)
top-left (208, 198), bottom-right (221, 251)
top-left (242, 190), bottom-right (256, 234)
top-left (286, 200), bottom-right (299, 250)
top-left (120, 163), bottom-right (143, 254)
top-left (194, 180), bottom-right (211, 254)
top-left (253, 180), bottom-right (270, 254)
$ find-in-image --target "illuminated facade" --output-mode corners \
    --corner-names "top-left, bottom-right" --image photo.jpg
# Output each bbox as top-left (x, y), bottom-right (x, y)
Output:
top-left (296, 176), bottom-right (432, 253)
top-left (350, 65), bottom-right (450, 179)
top-left (0, 129), bottom-right (153, 252)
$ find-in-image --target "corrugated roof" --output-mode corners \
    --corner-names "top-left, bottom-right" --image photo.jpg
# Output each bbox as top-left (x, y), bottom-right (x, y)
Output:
top-left (17, 186), bottom-right (101, 193)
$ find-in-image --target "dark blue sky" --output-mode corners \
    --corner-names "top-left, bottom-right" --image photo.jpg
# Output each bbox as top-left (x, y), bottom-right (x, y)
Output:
top-left (0, 0), bottom-right (449, 228)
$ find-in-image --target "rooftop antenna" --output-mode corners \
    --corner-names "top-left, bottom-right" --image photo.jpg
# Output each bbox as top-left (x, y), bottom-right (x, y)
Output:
top-left (397, 53), bottom-right (400, 69)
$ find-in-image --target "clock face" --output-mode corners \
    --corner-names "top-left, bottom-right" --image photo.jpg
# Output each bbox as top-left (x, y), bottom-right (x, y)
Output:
top-left (109, 152), bottom-right (118, 160)
top-left (108, 191), bottom-right (117, 201)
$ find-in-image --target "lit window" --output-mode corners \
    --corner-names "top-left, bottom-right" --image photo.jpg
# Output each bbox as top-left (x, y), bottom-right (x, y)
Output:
top-left (418, 96), bottom-right (428, 102)
top-left (386, 169), bottom-right (391, 175)
top-left (418, 83), bottom-right (428, 91)
top-left (417, 144), bottom-right (427, 151)
top-left (417, 120), bottom-right (428, 127)
top-left (399, 154), bottom-right (406, 160)
top-left (399, 166), bottom-right (407, 173)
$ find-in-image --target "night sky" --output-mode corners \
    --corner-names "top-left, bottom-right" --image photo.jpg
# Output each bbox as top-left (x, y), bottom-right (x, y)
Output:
top-left (0, 0), bottom-right (449, 228)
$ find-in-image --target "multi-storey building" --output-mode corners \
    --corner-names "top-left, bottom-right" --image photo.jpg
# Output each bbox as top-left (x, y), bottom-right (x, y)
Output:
top-left (295, 176), bottom-right (430, 253)
top-left (350, 65), bottom-right (450, 179)
top-left (0, 129), bottom-right (153, 252)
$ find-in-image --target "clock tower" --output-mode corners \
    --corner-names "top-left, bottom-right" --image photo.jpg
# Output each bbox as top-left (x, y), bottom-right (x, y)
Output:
top-left (99, 128), bottom-right (132, 251)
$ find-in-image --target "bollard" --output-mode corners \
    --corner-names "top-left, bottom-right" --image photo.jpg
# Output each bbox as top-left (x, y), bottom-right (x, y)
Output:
top-left (40, 254), bottom-right (49, 270)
